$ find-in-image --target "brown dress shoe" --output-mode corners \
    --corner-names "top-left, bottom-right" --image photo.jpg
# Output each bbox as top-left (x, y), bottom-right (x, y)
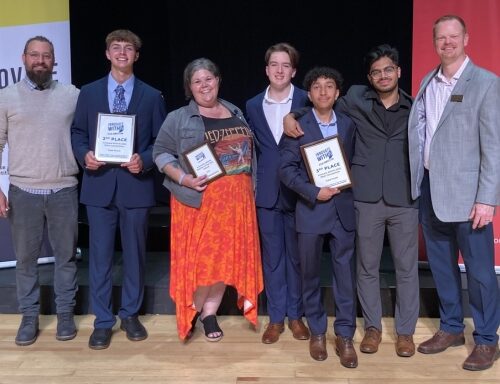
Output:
top-left (335, 336), bottom-right (358, 368)
top-left (396, 334), bottom-right (415, 357)
top-left (262, 322), bottom-right (284, 344)
top-left (288, 319), bottom-right (310, 340)
top-left (309, 334), bottom-right (328, 361)
top-left (417, 330), bottom-right (465, 354)
top-left (360, 327), bottom-right (381, 353)
top-left (462, 344), bottom-right (500, 371)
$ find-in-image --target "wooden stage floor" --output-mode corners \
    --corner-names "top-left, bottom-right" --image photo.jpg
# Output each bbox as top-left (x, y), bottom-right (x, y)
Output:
top-left (0, 315), bottom-right (498, 383)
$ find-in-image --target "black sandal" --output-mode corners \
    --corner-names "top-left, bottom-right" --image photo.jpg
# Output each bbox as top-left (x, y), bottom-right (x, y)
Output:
top-left (201, 315), bottom-right (223, 342)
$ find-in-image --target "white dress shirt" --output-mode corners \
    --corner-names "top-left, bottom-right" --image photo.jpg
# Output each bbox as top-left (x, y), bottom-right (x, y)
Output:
top-left (423, 57), bottom-right (469, 169)
top-left (262, 85), bottom-right (295, 144)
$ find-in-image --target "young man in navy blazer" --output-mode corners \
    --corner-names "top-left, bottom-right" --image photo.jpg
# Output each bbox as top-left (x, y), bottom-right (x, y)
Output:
top-left (280, 67), bottom-right (358, 367)
top-left (245, 43), bottom-right (310, 344)
top-left (71, 30), bottom-right (167, 350)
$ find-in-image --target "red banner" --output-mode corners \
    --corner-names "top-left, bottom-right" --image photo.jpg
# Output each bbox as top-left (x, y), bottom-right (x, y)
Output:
top-left (413, 0), bottom-right (500, 272)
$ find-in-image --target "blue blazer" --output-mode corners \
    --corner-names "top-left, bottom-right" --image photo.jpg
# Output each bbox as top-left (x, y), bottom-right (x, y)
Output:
top-left (71, 76), bottom-right (167, 208)
top-left (245, 87), bottom-right (308, 210)
top-left (280, 110), bottom-right (356, 234)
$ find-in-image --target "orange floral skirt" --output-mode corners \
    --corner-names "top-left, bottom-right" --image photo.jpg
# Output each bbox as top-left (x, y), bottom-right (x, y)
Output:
top-left (170, 173), bottom-right (263, 340)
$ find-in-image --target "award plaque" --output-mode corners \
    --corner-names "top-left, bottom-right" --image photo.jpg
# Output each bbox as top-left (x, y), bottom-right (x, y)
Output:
top-left (300, 135), bottom-right (352, 189)
top-left (183, 141), bottom-right (226, 183)
top-left (94, 113), bottom-right (136, 163)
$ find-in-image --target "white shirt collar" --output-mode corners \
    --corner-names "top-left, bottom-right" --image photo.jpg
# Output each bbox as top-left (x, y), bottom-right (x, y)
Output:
top-left (435, 56), bottom-right (470, 84)
top-left (263, 84), bottom-right (294, 104)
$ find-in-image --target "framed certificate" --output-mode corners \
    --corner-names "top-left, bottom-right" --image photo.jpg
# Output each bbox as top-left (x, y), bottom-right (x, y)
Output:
top-left (95, 113), bottom-right (136, 163)
top-left (183, 141), bottom-right (226, 183)
top-left (300, 135), bottom-right (352, 189)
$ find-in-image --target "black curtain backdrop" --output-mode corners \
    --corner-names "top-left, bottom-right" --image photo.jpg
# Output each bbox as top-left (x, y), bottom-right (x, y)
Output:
top-left (69, 0), bottom-right (413, 112)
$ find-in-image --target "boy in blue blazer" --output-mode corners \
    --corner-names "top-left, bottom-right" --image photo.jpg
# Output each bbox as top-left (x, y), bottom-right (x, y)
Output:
top-left (71, 30), bottom-right (167, 350)
top-left (280, 67), bottom-right (357, 367)
top-left (245, 43), bottom-right (309, 344)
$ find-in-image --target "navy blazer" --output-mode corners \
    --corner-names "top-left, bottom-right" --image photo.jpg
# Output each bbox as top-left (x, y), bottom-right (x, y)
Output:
top-left (280, 110), bottom-right (356, 234)
top-left (71, 76), bottom-right (167, 208)
top-left (245, 87), bottom-right (308, 211)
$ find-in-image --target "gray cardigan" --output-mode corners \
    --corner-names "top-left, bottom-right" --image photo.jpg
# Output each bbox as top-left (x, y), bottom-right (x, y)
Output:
top-left (153, 98), bottom-right (257, 208)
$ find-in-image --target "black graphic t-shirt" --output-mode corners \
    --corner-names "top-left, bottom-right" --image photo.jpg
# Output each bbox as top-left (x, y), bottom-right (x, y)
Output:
top-left (202, 116), bottom-right (252, 175)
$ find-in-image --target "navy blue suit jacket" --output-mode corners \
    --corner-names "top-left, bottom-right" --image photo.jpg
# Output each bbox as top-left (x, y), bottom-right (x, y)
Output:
top-left (280, 110), bottom-right (356, 234)
top-left (71, 76), bottom-right (167, 208)
top-left (245, 87), bottom-right (308, 211)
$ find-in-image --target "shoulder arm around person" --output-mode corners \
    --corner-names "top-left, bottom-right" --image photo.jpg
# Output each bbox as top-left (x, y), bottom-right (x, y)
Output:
top-left (283, 106), bottom-right (312, 138)
top-left (289, 106), bottom-right (310, 120)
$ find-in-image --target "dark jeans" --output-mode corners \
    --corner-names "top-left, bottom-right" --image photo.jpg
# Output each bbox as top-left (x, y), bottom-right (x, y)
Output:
top-left (420, 172), bottom-right (499, 345)
top-left (8, 184), bottom-right (78, 315)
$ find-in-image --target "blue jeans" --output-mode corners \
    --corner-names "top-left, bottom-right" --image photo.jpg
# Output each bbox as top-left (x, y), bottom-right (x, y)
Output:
top-left (8, 184), bottom-right (78, 315)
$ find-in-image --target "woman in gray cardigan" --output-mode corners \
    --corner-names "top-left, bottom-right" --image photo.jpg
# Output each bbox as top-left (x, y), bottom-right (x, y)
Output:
top-left (153, 58), bottom-right (263, 342)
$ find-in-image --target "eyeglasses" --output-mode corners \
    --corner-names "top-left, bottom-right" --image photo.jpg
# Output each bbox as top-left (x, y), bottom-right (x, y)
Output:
top-left (369, 66), bottom-right (397, 79)
top-left (26, 51), bottom-right (53, 60)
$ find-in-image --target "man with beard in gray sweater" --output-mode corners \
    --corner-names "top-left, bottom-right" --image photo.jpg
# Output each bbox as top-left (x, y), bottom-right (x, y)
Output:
top-left (0, 36), bottom-right (80, 346)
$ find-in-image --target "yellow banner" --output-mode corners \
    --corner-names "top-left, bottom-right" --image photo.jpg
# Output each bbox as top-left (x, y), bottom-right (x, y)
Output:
top-left (0, 0), bottom-right (69, 27)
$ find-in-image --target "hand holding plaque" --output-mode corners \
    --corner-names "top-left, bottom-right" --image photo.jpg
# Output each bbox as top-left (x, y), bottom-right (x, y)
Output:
top-left (95, 113), bottom-right (136, 163)
top-left (183, 141), bottom-right (226, 183)
top-left (300, 135), bottom-right (352, 189)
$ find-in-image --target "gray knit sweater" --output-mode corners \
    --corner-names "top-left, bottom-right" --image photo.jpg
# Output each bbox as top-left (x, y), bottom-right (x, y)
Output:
top-left (0, 79), bottom-right (80, 190)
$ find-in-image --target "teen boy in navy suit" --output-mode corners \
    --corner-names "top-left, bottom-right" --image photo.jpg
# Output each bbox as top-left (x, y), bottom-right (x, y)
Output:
top-left (280, 67), bottom-right (357, 367)
top-left (71, 30), bottom-right (167, 350)
top-left (245, 43), bottom-right (309, 344)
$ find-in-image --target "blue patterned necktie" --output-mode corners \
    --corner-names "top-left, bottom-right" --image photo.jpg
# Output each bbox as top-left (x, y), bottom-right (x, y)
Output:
top-left (113, 85), bottom-right (127, 113)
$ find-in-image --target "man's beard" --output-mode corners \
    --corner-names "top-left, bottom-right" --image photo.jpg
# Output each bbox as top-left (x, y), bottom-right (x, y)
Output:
top-left (374, 81), bottom-right (398, 95)
top-left (26, 67), bottom-right (52, 87)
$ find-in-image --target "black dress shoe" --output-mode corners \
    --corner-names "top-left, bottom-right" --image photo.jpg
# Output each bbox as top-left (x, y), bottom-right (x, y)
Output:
top-left (89, 328), bottom-right (112, 350)
top-left (120, 316), bottom-right (148, 341)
